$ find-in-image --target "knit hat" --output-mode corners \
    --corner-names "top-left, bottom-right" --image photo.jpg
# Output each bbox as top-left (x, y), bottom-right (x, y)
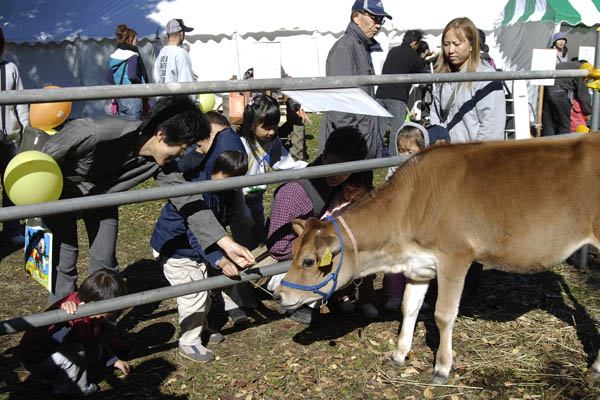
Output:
top-left (552, 32), bottom-right (567, 45)
top-left (426, 125), bottom-right (451, 145)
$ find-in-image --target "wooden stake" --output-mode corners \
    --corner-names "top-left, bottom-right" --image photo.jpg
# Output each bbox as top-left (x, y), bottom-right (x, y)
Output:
top-left (536, 86), bottom-right (544, 137)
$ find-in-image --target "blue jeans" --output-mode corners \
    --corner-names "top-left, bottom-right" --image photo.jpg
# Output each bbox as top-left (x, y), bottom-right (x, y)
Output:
top-left (117, 98), bottom-right (142, 120)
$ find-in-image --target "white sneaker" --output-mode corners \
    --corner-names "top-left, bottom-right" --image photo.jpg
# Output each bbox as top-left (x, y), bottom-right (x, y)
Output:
top-left (384, 297), bottom-right (403, 313)
top-left (359, 302), bottom-right (379, 318)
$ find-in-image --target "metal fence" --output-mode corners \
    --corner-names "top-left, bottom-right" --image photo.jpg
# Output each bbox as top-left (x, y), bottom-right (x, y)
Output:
top-left (0, 66), bottom-right (596, 334)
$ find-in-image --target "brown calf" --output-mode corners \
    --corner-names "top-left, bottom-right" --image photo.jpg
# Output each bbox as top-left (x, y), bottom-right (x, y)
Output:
top-left (274, 133), bottom-right (600, 384)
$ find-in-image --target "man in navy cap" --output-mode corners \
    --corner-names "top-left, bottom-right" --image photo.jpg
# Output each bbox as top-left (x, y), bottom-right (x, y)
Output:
top-left (153, 19), bottom-right (196, 101)
top-left (318, 0), bottom-right (392, 159)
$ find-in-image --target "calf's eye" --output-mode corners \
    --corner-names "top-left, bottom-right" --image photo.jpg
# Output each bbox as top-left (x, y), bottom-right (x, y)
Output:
top-left (302, 258), bottom-right (315, 268)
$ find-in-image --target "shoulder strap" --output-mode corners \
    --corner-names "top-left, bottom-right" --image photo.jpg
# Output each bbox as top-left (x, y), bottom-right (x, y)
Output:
top-left (441, 83), bottom-right (461, 123)
top-left (297, 179), bottom-right (328, 217)
top-left (1, 61), bottom-right (6, 134)
top-left (118, 60), bottom-right (127, 85)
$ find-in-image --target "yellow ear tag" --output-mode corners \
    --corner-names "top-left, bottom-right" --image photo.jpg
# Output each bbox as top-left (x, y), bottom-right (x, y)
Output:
top-left (320, 247), bottom-right (333, 266)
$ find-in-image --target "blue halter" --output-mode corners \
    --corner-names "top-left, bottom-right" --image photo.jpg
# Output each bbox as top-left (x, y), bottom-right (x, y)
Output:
top-left (280, 215), bottom-right (344, 302)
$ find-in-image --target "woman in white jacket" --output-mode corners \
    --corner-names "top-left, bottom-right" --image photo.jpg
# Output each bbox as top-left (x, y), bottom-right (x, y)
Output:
top-left (430, 17), bottom-right (506, 144)
top-left (0, 27), bottom-right (29, 245)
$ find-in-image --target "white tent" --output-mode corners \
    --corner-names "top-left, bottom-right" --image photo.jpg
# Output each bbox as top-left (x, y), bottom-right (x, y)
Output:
top-left (1, 0), bottom-right (505, 118)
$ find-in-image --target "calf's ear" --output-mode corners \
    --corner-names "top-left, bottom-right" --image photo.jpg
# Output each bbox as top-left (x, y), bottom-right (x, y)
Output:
top-left (292, 219), bottom-right (307, 236)
top-left (315, 234), bottom-right (341, 266)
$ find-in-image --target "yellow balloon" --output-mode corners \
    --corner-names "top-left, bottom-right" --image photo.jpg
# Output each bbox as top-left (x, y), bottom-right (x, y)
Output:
top-left (44, 129), bottom-right (57, 135)
top-left (4, 151), bottom-right (63, 205)
top-left (197, 93), bottom-right (215, 113)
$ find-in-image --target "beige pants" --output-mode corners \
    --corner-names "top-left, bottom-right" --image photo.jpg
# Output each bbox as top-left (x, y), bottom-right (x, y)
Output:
top-left (153, 250), bottom-right (210, 347)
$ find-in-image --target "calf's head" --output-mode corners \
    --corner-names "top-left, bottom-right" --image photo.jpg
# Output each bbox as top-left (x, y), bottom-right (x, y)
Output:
top-left (274, 217), bottom-right (357, 309)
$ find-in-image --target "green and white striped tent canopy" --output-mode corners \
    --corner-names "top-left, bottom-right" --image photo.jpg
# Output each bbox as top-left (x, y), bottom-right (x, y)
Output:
top-left (499, 0), bottom-right (600, 27)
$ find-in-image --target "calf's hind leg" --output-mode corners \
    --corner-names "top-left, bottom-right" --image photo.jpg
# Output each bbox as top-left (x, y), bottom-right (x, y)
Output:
top-left (391, 280), bottom-right (430, 366)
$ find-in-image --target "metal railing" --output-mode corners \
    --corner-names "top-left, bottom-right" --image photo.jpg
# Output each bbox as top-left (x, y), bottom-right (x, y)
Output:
top-left (0, 69), bottom-right (589, 105)
top-left (0, 67), bottom-right (596, 334)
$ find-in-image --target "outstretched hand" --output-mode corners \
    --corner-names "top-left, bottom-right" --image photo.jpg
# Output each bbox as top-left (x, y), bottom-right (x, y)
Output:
top-left (218, 258), bottom-right (240, 277)
top-left (217, 236), bottom-right (255, 268)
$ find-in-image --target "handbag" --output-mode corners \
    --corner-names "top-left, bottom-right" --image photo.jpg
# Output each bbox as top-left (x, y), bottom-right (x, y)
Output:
top-left (110, 98), bottom-right (118, 116)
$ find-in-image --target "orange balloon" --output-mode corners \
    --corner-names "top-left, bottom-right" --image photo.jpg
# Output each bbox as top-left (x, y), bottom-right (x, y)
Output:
top-left (30, 86), bottom-right (72, 130)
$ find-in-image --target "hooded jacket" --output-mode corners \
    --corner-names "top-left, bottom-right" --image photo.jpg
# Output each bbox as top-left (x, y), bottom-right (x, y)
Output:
top-left (430, 60), bottom-right (506, 143)
top-left (151, 128), bottom-right (246, 267)
top-left (318, 21), bottom-right (382, 159)
top-left (106, 48), bottom-right (146, 85)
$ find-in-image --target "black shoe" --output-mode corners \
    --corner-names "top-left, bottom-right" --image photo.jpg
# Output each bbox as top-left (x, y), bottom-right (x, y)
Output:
top-left (228, 308), bottom-right (251, 326)
top-left (288, 305), bottom-right (317, 324)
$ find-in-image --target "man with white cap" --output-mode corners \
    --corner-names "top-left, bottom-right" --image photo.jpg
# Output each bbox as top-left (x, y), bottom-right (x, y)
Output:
top-left (153, 19), bottom-right (196, 100)
top-left (317, 0), bottom-right (392, 159)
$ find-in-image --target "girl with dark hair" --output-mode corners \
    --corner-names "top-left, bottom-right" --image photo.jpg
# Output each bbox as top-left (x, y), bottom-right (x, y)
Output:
top-left (236, 94), bottom-right (307, 249)
top-left (0, 27), bottom-right (29, 246)
top-left (106, 24), bottom-right (149, 120)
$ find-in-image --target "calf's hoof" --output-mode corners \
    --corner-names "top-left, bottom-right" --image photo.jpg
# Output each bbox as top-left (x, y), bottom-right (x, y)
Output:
top-left (584, 368), bottom-right (600, 386)
top-left (387, 350), bottom-right (405, 367)
top-left (432, 372), bottom-right (448, 385)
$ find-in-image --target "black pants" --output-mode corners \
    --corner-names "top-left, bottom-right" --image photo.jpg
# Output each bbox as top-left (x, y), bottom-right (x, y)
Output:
top-left (0, 140), bottom-right (21, 234)
top-left (541, 87), bottom-right (572, 136)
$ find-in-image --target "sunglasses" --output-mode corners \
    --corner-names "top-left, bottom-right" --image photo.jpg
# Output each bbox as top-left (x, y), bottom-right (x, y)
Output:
top-left (361, 11), bottom-right (385, 25)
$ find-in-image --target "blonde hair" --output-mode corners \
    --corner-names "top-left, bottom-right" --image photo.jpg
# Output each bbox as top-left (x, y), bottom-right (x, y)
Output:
top-left (435, 17), bottom-right (480, 74)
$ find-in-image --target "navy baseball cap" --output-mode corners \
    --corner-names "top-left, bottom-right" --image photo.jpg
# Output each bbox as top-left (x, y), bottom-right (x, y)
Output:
top-left (166, 19), bottom-right (194, 34)
top-left (352, 0), bottom-right (392, 19)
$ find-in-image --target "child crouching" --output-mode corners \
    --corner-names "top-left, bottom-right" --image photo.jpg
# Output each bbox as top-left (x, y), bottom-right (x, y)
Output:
top-left (18, 269), bottom-right (129, 397)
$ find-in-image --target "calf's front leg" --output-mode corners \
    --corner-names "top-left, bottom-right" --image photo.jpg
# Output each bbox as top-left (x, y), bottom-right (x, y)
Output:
top-left (391, 280), bottom-right (430, 366)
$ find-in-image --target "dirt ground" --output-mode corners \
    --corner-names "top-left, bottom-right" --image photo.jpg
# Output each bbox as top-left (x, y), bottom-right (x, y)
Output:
top-left (1, 222), bottom-right (600, 400)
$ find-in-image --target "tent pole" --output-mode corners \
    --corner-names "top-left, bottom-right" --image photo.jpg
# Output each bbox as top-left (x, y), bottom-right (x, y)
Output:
top-left (579, 27), bottom-right (600, 272)
top-left (536, 86), bottom-right (544, 137)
